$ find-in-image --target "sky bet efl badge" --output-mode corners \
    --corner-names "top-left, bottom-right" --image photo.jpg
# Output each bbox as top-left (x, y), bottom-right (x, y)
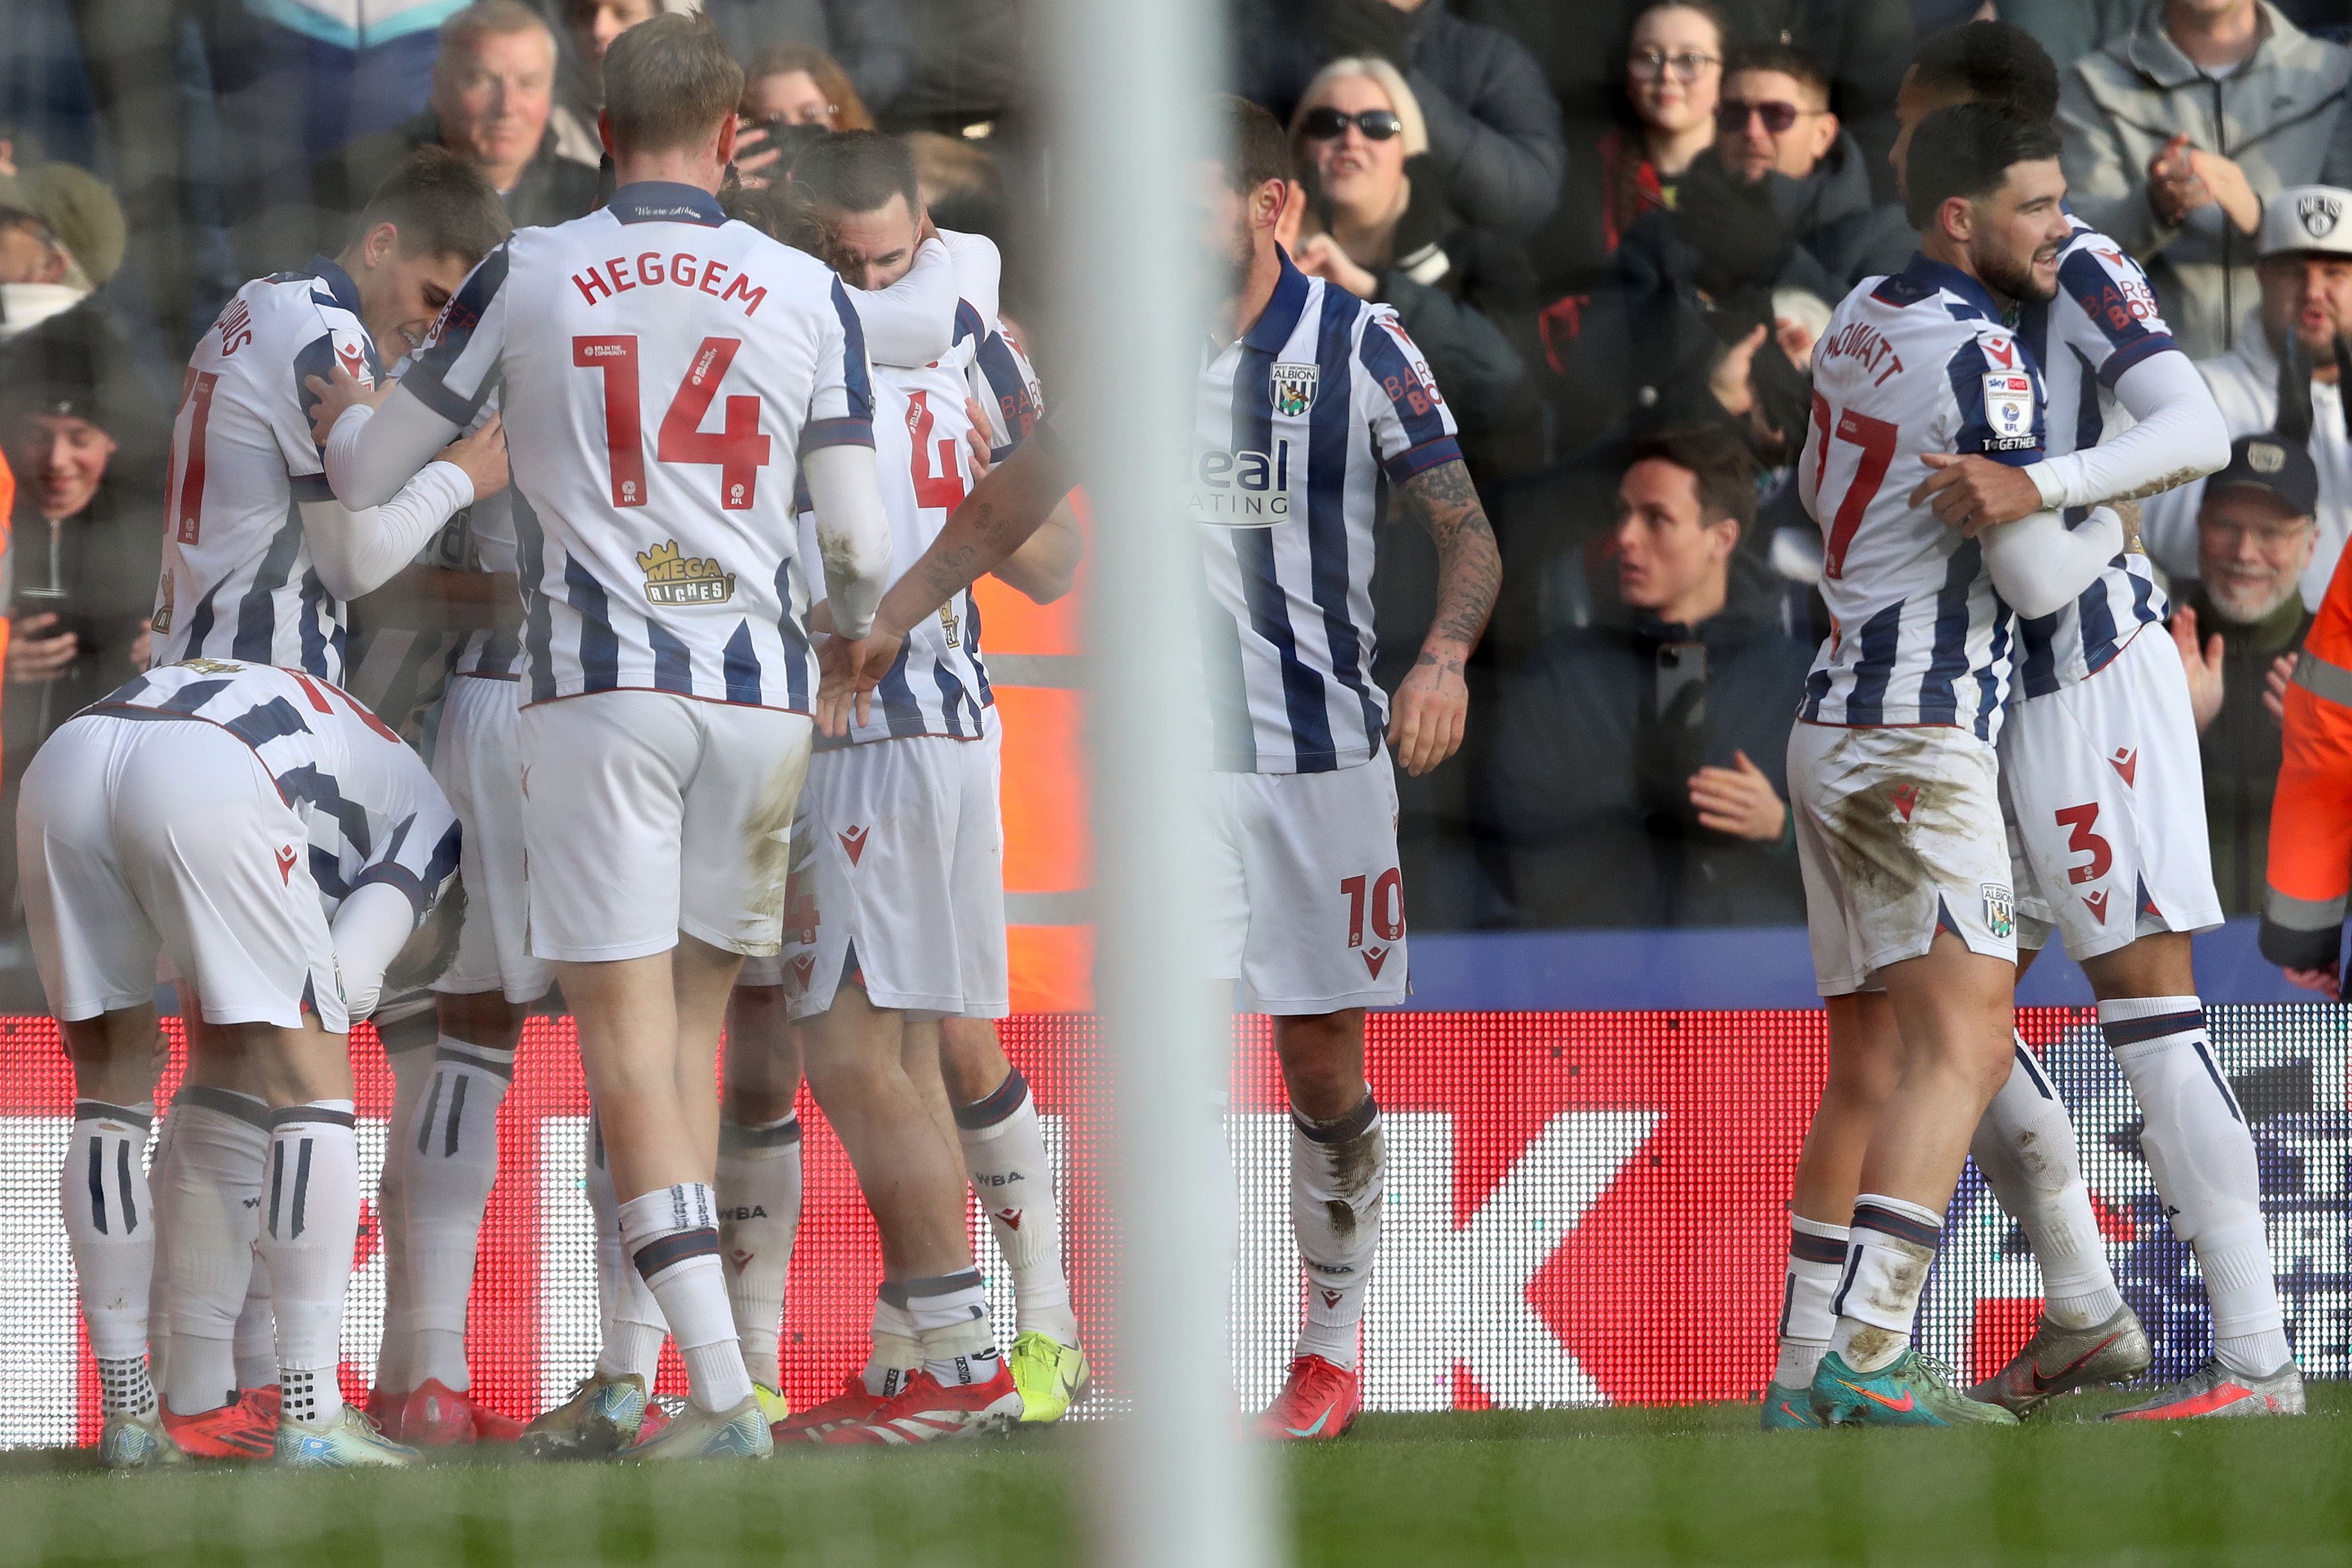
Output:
top-left (1979, 371), bottom-right (2037, 451)
top-left (1271, 360), bottom-right (1319, 417)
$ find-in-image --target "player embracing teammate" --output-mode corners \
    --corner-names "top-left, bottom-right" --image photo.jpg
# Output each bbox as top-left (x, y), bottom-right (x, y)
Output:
top-left (323, 14), bottom-right (893, 1459)
top-left (1770, 23), bottom-right (2302, 1430)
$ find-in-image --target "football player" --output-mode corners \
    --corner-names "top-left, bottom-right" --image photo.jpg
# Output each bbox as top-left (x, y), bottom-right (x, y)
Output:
top-left (316, 14), bottom-right (892, 1460)
top-left (33, 658), bottom-right (462, 1467)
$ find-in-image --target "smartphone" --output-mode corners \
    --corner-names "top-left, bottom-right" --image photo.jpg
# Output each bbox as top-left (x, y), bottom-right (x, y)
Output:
top-left (10, 589), bottom-right (98, 657)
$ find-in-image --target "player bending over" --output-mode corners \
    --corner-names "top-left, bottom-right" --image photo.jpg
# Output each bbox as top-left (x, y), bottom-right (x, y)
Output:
top-left (319, 14), bottom-right (891, 1461)
top-left (35, 659), bottom-right (462, 1468)
top-left (820, 98), bottom-right (1504, 1443)
top-left (1780, 102), bottom-right (2130, 1428)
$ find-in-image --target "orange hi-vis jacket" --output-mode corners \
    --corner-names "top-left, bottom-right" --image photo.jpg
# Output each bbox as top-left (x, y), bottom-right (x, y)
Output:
top-left (2264, 535), bottom-right (2352, 976)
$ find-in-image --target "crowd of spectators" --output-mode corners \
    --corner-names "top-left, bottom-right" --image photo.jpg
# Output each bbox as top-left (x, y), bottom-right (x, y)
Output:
top-left (11, 0), bottom-right (2352, 950)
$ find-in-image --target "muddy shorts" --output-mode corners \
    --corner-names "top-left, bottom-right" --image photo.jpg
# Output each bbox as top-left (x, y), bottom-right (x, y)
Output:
top-left (1789, 720), bottom-right (2016, 997)
top-left (517, 690), bottom-right (810, 963)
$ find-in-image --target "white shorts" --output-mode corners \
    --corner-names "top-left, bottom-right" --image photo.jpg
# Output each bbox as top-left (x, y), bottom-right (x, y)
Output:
top-left (2000, 626), bottom-right (2224, 961)
top-left (18, 713), bottom-right (347, 1030)
top-left (1206, 755), bottom-right (1408, 1014)
top-left (518, 691), bottom-right (811, 964)
top-left (1790, 720), bottom-right (2017, 997)
top-left (430, 674), bottom-right (553, 1002)
top-left (746, 727), bottom-right (1008, 1022)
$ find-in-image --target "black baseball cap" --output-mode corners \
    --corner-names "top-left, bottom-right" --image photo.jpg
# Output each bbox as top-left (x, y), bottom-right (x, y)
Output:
top-left (2205, 433), bottom-right (2319, 519)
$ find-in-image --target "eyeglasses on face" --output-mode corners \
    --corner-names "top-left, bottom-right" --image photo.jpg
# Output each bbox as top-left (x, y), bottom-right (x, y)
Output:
top-left (1301, 107), bottom-right (1403, 141)
top-left (1716, 98), bottom-right (1817, 135)
top-left (1628, 48), bottom-right (1720, 84)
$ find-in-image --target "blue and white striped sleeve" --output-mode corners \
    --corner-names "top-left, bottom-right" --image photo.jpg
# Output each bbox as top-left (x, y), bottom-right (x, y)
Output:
top-left (801, 275), bottom-right (878, 456)
top-left (966, 322), bottom-right (1043, 464)
top-left (1945, 328), bottom-right (2046, 469)
top-left (348, 754), bottom-right (462, 923)
top-left (402, 242), bottom-right (511, 427)
top-left (1355, 309), bottom-right (1462, 484)
top-left (2054, 239), bottom-right (2178, 387)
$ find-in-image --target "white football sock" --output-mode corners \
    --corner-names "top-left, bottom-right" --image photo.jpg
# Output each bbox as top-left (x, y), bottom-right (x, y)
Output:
top-left (1829, 1195), bottom-right (1942, 1374)
top-left (65, 1100), bottom-right (159, 1413)
top-left (145, 1108), bottom-right (176, 1396)
top-left (717, 1114), bottom-right (803, 1389)
top-left (620, 1183), bottom-right (751, 1413)
top-left (156, 1088), bottom-right (269, 1416)
top-left (1289, 1094), bottom-right (1384, 1370)
top-left (234, 1257), bottom-right (275, 1391)
top-left (1972, 1036), bottom-right (2124, 1329)
top-left (2100, 997), bottom-right (2292, 1376)
top-left (956, 1067), bottom-right (1079, 1347)
top-left (907, 1269), bottom-right (998, 1386)
top-left (373, 1019), bottom-right (436, 1398)
top-left (403, 1037), bottom-right (514, 1391)
top-left (587, 1115), bottom-right (665, 1382)
top-left (865, 1285), bottom-right (922, 1397)
top-left (259, 1102), bottom-right (361, 1425)
top-left (1772, 1214), bottom-right (1847, 1388)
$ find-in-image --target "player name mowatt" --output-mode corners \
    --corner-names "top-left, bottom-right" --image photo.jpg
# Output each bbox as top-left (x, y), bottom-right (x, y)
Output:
top-left (571, 252), bottom-right (769, 316)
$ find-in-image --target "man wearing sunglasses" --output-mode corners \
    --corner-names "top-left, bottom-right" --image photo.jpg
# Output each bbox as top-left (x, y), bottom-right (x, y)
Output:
top-left (1712, 45), bottom-right (1911, 290)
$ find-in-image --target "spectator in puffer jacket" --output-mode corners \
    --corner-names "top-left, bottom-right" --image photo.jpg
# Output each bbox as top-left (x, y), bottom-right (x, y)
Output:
top-left (1234, 0), bottom-right (1567, 240)
top-left (2060, 0), bottom-right (2352, 360)
top-left (1712, 43), bottom-right (1912, 287)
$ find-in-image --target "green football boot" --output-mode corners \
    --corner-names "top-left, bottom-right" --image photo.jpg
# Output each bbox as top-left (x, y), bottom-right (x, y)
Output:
top-left (1009, 1331), bottom-right (1091, 1424)
top-left (1760, 1380), bottom-right (1825, 1429)
top-left (1811, 1348), bottom-right (2020, 1428)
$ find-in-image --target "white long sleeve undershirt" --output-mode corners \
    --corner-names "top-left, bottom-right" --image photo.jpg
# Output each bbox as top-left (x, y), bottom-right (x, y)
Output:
top-left (1982, 504), bottom-right (2127, 620)
top-left (2024, 350), bottom-right (2229, 510)
top-left (801, 443), bottom-right (892, 637)
top-left (299, 460), bottom-right (475, 603)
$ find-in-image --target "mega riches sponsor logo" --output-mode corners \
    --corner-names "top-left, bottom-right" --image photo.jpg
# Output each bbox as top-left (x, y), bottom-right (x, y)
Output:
top-left (637, 540), bottom-right (736, 606)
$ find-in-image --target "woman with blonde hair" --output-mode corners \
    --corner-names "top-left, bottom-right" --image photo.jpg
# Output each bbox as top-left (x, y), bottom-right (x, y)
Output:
top-left (1283, 56), bottom-right (1539, 474)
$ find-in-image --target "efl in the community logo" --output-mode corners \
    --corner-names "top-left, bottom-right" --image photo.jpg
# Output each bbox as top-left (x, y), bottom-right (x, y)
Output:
top-left (1270, 361), bottom-right (1319, 417)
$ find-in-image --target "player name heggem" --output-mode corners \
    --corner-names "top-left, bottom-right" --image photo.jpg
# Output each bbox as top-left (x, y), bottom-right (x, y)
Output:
top-left (571, 253), bottom-right (768, 316)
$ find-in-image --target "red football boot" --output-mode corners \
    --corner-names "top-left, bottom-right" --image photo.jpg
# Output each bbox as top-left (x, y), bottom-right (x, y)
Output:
top-left (363, 1385), bottom-right (403, 1440)
top-left (401, 1379), bottom-right (526, 1445)
top-left (1255, 1355), bottom-right (1359, 1441)
top-left (161, 1398), bottom-right (276, 1460)
top-left (775, 1373), bottom-right (886, 1441)
top-left (821, 1361), bottom-right (1023, 1445)
top-left (245, 1385), bottom-right (283, 1424)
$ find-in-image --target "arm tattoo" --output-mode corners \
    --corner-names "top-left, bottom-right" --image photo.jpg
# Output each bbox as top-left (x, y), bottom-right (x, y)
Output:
top-left (1398, 459), bottom-right (1502, 656)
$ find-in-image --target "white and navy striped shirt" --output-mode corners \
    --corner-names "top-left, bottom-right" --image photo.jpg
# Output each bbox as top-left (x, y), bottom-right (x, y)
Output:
top-left (400, 182), bottom-right (875, 714)
top-left (1194, 255), bottom-right (1461, 774)
top-left (806, 301), bottom-right (1043, 748)
top-left (80, 659), bottom-right (461, 923)
top-left (2010, 217), bottom-right (2174, 698)
top-left (155, 257), bottom-right (385, 681)
top-left (1799, 254), bottom-right (2046, 741)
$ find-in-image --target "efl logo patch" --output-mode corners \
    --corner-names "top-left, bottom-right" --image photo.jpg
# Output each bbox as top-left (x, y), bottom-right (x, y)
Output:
top-left (1980, 371), bottom-right (2036, 450)
top-left (1981, 883), bottom-right (2015, 940)
top-left (1270, 361), bottom-right (1319, 417)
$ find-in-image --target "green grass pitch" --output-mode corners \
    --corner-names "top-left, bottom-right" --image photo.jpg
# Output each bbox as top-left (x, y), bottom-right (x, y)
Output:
top-left (5, 1386), bottom-right (2349, 1567)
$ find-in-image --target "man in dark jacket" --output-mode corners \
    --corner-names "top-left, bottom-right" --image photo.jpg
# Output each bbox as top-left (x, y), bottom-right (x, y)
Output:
top-left (310, 1), bottom-right (599, 263)
top-left (2170, 433), bottom-right (2322, 914)
top-left (1237, 0), bottom-right (1566, 239)
top-left (1486, 424), bottom-right (1815, 927)
top-left (1716, 44), bottom-right (1912, 287)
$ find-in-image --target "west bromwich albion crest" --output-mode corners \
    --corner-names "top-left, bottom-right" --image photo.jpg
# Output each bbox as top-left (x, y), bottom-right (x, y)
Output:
top-left (1270, 361), bottom-right (1319, 417)
top-left (1979, 371), bottom-right (2036, 452)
